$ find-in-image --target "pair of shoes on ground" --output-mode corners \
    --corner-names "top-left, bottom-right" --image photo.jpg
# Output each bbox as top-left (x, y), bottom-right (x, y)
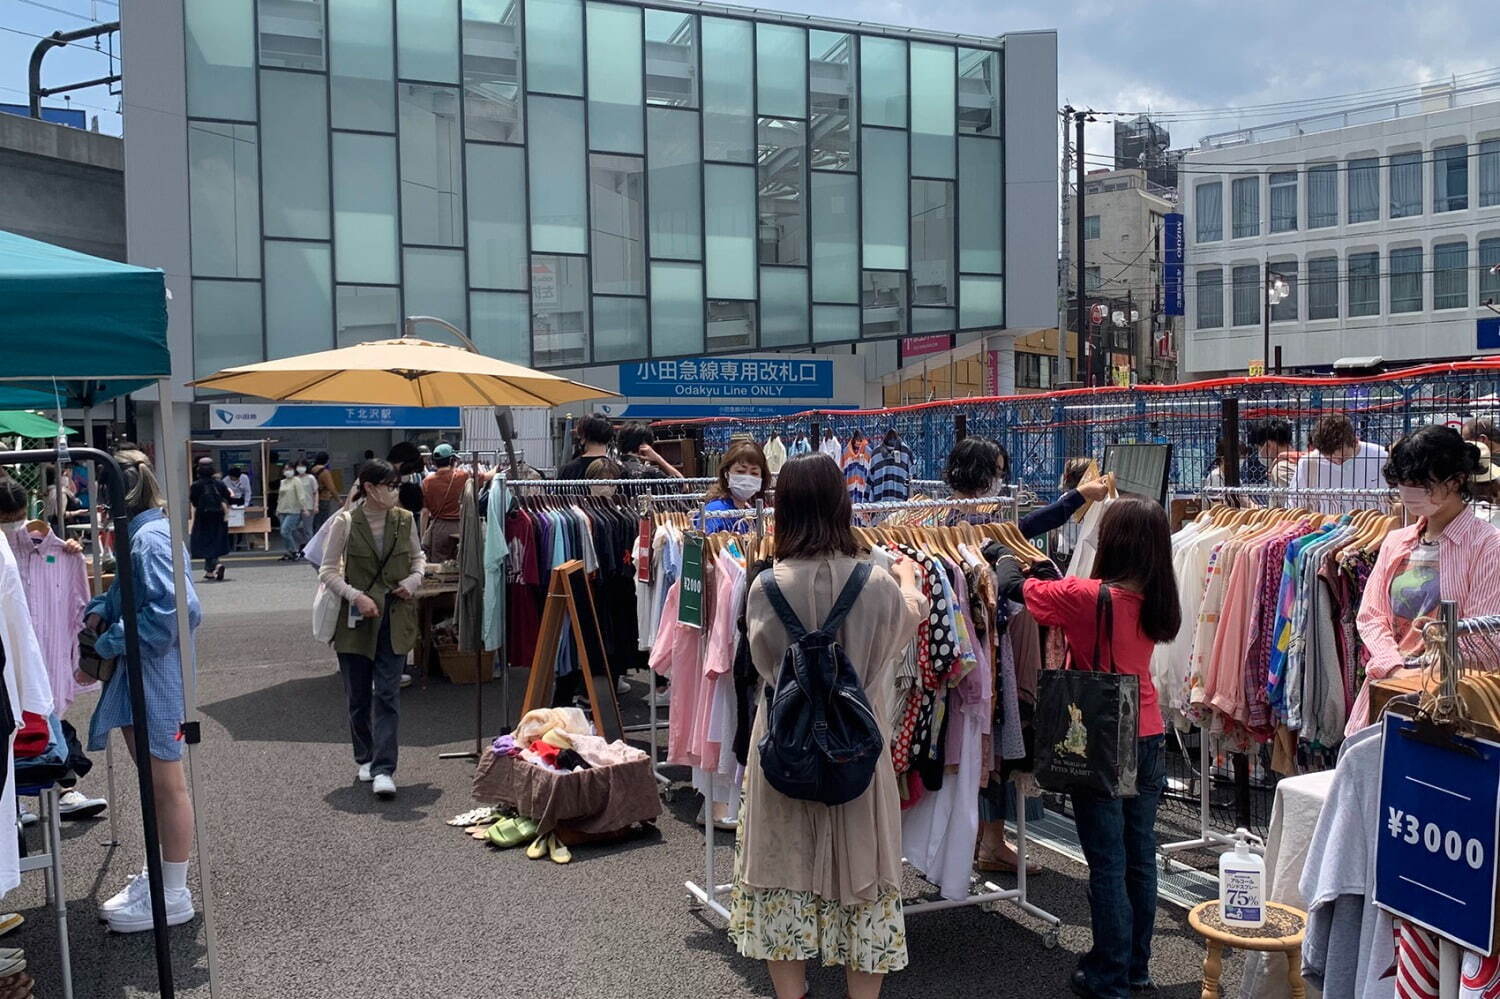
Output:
top-left (485, 815), bottom-right (538, 849)
top-left (97, 873), bottom-right (195, 934)
top-left (1069, 969), bottom-right (1158, 997)
top-left (356, 763), bottom-right (396, 799)
top-left (524, 832), bottom-right (571, 864)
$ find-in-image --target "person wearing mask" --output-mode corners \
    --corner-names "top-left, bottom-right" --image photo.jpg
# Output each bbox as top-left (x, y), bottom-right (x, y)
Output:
top-left (618, 423), bottom-right (684, 481)
top-left (992, 497), bottom-right (1180, 998)
top-left (1291, 413), bottom-right (1390, 513)
top-left (318, 460), bottom-right (426, 799)
top-left (83, 448), bottom-right (203, 933)
top-left (944, 437), bottom-right (1113, 536)
top-left (419, 443), bottom-right (470, 562)
top-left (701, 440), bottom-right (772, 533)
top-left (731, 453), bottom-right (927, 999)
top-left (558, 415), bottom-right (615, 480)
top-left (294, 460), bottom-right (320, 550)
top-left (188, 463), bottom-right (232, 582)
top-left (275, 463), bottom-right (305, 561)
top-left (1347, 426), bottom-right (1500, 737)
top-left (223, 465), bottom-right (252, 508)
top-left (311, 452), bottom-right (339, 531)
top-left (1248, 418), bottom-right (1300, 487)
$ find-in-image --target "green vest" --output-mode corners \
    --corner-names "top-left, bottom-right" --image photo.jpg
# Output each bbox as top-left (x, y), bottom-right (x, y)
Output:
top-left (333, 507), bottom-right (419, 658)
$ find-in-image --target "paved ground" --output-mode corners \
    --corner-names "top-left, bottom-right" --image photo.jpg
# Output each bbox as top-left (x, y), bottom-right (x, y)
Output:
top-left (6, 559), bottom-right (1246, 997)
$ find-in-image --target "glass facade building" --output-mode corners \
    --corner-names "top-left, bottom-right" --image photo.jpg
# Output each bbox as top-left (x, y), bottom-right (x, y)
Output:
top-left (181, 0), bottom-right (1008, 377)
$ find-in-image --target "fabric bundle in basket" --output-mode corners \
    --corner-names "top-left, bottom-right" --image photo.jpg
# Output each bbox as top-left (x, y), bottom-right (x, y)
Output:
top-left (472, 745), bottom-right (661, 839)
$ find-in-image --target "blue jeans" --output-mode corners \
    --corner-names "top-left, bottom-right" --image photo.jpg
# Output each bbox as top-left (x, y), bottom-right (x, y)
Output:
top-left (279, 513), bottom-right (303, 553)
top-left (1070, 735), bottom-right (1166, 998)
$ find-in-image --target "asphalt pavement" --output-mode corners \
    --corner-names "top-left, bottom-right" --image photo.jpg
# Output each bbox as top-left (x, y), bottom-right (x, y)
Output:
top-left (4, 557), bottom-right (1245, 998)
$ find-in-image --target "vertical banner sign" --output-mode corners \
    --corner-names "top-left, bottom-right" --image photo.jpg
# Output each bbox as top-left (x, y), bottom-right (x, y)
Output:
top-left (1163, 212), bottom-right (1185, 316)
top-left (984, 350), bottom-right (1001, 396)
top-left (678, 532), bottom-right (706, 629)
top-left (1374, 714), bottom-right (1500, 953)
top-left (636, 517), bottom-right (652, 583)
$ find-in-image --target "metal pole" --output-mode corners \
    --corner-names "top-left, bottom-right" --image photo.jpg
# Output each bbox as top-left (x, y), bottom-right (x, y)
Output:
top-left (1075, 111), bottom-right (1090, 386)
top-left (84, 409), bottom-right (120, 847)
top-left (442, 451), bottom-right (487, 762)
top-left (1058, 107), bottom-right (1073, 382)
top-left (1262, 259), bottom-right (1271, 375)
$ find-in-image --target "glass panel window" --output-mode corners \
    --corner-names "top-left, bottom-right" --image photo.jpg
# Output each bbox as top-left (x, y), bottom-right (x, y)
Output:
top-left (645, 10), bottom-right (697, 108)
top-left (531, 254), bottom-right (589, 366)
top-left (462, 0), bottom-right (524, 142)
top-left (1194, 181), bottom-right (1222, 242)
top-left (957, 47), bottom-right (1000, 136)
top-left (527, 96), bottom-right (587, 253)
top-left (958, 137), bottom-right (1002, 274)
top-left (649, 261), bottom-right (704, 356)
top-left (259, 0), bottom-right (325, 70)
top-left (1307, 257), bottom-right (1337, 320)
top-left (525, 0), bottom-right (583, 95)
top-left (399, 84), bottom-right (465, 246)
top-left (333, 132), bottom-right (399, 283)
top-left (860, 37), bottom-right (906, 128)
top-left (910, 42), bottom-right (955, 178)
top-left (264, 241), bottom-right (333, 358)
top-left (704, 165), bottom-right (756, 300)
top-left (861, 272), bottom-right (906, 337)
top-left (862, 127), bottom-right (908, 270)
top-left (586, 3), bottom-right (643, 153)
top-left (336, 285), bottom-right (401, 346)
top-left (1435, 143), bottom-right (1468, 212)
top-left (330, 0), bottom-right (394, 132)
top-left (1347, 156), bottom-right (1379, 223)
top-left (466, 143), bottom-right (528, 289)
top-left (589, 154), bottom-right (646, 294)
top-left (760, 267), bottom-right (809, 347)
top-left (757, 118), bottom-right (805, 266)
top-left (1481, 140), bottom-right (1500, 208)
top-left (185, 0), bottom-right (256, 120)
top-left (592, 295), bottom-right (648, 362)
top-left (1389, 151), bottom-right (1422, 219)
top-left (756, 24), bottom-right (806, 119)
top-left (809, 30), bottom-right (854, 170)
top-left (470, 290), bottom-right (530, 363)
top-left (1195, 268), bottom-right (1223, 329)
top-left (1084, 266), bottom-right (1100, 292)
top-left (959, 274), bottom-right (1002, 329)
top-left (188, 122), bottom-right (260, 278)
top-left (261, 71), bottom-right (330, 240)
top-left (911, 180), bottom-right (953, 306)
top-left (813, 304), bottom-right (859, 344)
top-left (647, 108), bottom-right (702, 260)
top-left (707, 300), bottom-right (755, 352)
top-left (192, 280), bottom-right (263, 378)
top-left (912, 308), bottom-right (955, 333)
top-left (701, 17), bottom-right (753, 162)
top-left (1083, 215), bottom-right (1100, 239)
top-left (1482, 238), bottom-right (1500, 303)
top-left (1307, 165), bottom-right (1336, 229)
top-left (1434, 241), bottom-right (1469, 310)
top-left (402, 247), bottom-right (466, 330)
top-left (1231, 264), bottom-right (1260, 326)
top-left (1348, 252), bottom-right (1379, 316)
top-left (1389, 246), bottom-right (1422, 313)
top-left (811, 171), bottom-right (857, 303)
top-left (1269, 263), bottom-right (1297, 322)
top-left (1269, 171), bottom-right (1297, 232)
top-left (1231, 176), bottom-right (1259, 238)
top-left (397, 0), bottom-right (459, 83)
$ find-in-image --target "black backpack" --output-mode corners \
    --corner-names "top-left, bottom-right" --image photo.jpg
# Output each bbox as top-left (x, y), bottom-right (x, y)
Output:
top-left (756, 562), bottom-right (884, 806)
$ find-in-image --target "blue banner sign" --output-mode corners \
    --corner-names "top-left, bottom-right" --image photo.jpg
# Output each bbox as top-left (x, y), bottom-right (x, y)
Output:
top-left (1374, 714), bottom-right (1500, 952)
top-left (1163, 212), bottom-right (1184, 316)
top-left (208, 404), bottom-right (462, 430)
top-left (1479, 317), bottom-right (1500, 351)
top-left (620, 357), bottom-right (834, 399)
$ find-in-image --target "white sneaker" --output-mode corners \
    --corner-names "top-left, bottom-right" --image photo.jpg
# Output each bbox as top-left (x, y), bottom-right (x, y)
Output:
top-left (106, 887), bottom-right (194, 934)
top-left (651, 685), bottom-right (672, 709)
top-left (58, 790), bottom-right (108, 820)
top-left (16, 805), bottom-right (36, 828)
top-left (616, 675), bottom-right (631, 696)
top-left (372, 774), bottom-right (396, 799)
top-left (357, 762), bottom-right (373, 783)
top-left (98, 871), bottom-right (149, 920)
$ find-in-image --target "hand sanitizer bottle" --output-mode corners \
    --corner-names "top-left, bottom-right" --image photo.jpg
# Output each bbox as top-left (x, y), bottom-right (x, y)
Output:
top-left (1220, 827), bottom-right (1265, 928)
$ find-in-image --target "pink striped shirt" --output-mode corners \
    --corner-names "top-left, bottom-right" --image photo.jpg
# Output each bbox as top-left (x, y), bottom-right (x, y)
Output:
top-left (4, 526), bottom-right (93, 713)
top-left (1349, 506), bottom-right (1500, 736)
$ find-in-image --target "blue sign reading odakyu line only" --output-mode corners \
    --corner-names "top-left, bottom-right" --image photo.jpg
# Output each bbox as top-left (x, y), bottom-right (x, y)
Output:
top-left (619, 357), bottom-right (834, 400)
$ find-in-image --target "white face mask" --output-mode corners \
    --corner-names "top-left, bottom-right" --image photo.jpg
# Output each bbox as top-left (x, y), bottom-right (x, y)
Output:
top-left (1398, 485), bottom-right (1444, 518)
top-left (296, 466), bottom-right (308, 475)
top-left (364, 485), bottom-right (398, 509)
top-left (283, 469), bottom-right (294, 479)
top-left (727, 473), bottom-right (762, 502)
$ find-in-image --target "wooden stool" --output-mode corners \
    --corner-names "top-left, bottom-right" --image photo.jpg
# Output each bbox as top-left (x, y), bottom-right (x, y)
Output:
top-left (1187, 900), bottom-right (1307, 999)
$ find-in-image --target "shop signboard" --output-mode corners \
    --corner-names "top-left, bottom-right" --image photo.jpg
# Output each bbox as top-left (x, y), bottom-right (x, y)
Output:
top-left (677, 532), bottom-right (706, 629)
top-left (984, 350), bottom-right (1001, 396)
top-left (900, 334), bottom-right (953, 362)
top-left (620, 357), bottom-right (834, 400)
top-left (1163, 212), bottom-right (1184, 316)
top-left (1374, 714), bottom-right (1500, 953)
top-left (208, 404), bottom-right (462, 430)
top-left (1479, 317), bottom-right (1500, 350)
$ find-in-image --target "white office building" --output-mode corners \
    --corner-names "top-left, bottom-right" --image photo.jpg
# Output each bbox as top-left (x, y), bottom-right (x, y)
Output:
top-left (1181, 83), bottom-right (1500, 376)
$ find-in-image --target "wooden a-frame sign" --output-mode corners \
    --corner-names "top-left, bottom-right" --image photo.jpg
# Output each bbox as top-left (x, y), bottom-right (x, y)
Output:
top-left (519, 559), bottom-right (625, 743)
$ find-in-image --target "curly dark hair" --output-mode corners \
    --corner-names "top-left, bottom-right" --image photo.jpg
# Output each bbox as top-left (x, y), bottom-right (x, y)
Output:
top-left (945, 437), bottom-right (1003, 496)
top-left (1384, 425), bottom-right (1482, 501)
top-left (1309, 414), bottom-right (1358, 455)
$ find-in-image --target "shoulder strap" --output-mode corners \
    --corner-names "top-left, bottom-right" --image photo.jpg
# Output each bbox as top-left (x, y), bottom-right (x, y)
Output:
top-left (818, 562), bottom-right (872, 637)
top-left (759, 570), bottom-right (809, 642)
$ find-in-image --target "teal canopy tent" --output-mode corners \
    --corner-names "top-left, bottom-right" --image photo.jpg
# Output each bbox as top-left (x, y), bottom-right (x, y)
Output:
top-left (0, 411), bottom-right (76, 439)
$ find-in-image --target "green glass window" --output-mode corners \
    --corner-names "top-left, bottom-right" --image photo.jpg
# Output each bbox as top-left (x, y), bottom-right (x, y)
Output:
top-left (813, 304), bottom-right (859, 344)
top-left (704, 165), bottom-right (756, 300)
top-left (402, 247), bottom-right (467, 329)
top-left (586, 3), bottom-right (643, 154)
top-left (957, 47), bottom-right (1000, 136)
top-left (811, 171), bottom-right (857, 303)
top-left (758, 118), bottom-right (805, 265)
top-left (466, 143), bottom-right (529, 290)
top-left (462, 0), bottom-right (524, 142)
top-left (760, 267), bottom-right (809, 347)
top-left (525, 0), bottom-right (583, 95)
top-left (707, 300), bottom-right (755, 351)
top-left (531, 255), bottom-right (590, 366)
top-left (912, 307), bottom-right (955, 333)
top-left (910, 43), bottom-right (955, 178)
top-left (809, 30), bottom-right (854, 170)
top-left (862, 127), bottom-right (907, 269)
top-left (911, 180), bottom-right (954, 307)
top-left (959, 274), bottom-right (1003, 329)
top-left (958, 137), bottom-right (1002, 274)
top-left (647, 108), bottom-right (702, 260)
top-left (862, 271), bottom-right (906, 337)
top-left (188, 122), bottom-right (260, 278)
top-left (259, 0), bottom-right (326, 70)
top-left (192, 280), bottom-right (263, 378)
top-left (590, 154), bottom-right (646, 295)
top-left (337, 285), bottom-right (401, 346)
top-left (701, 17), bottom-right (753, 162)
top-left (645, 10), bottom-right (696, 107)
top-left (330, 0), bottom-right (395, 132)
top-left (860, 36), bottom-right (906, 128)
top-left (756, 24), bottom-right (806, 119)
top-left (333, 132), bottom-right (399, 283)
top-left (470, 291), bottom-right (531, 363)
top-left (527, 96), bottom-right (588, 254)
top-left (398, 84), bottom-right (465, 246)
top-left (260, 71), bottom-right (330, 240)
top-left (649, 262), bottom-right (704, 356)
top-left (593, 295), bottom-right (648, 362)
top-left (185, 0), bottom-right (256, 120)
top-left (264, 241), bottom-right (333, 358)
top-left (397, 0), bottom-right (459, 83)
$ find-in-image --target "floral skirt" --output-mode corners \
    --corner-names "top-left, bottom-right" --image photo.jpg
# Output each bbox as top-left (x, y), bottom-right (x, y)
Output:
top-left (728, 825), bottom-right (908, 974)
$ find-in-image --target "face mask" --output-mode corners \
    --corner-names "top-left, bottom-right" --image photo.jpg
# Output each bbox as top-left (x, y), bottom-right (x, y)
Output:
top-left (1398, 485), bottom-right (1444, 518)
top-left (296, 466), bottom-right (307, 474)
top-left (364, 485), bottom-right (397, 508)
top-left (283, 469), bottom-right (294, 479)
top-left (727, 473), bottom-right (762, 501)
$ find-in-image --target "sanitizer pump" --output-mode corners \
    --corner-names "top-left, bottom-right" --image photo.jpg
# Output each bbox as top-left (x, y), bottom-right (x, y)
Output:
top-left (1219, 828), bottom-right (1265, 928)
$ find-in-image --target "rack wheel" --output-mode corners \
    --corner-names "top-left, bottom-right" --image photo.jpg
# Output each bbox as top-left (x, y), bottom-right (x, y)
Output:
top-left (1043, 928), bottom-right (1060, 950)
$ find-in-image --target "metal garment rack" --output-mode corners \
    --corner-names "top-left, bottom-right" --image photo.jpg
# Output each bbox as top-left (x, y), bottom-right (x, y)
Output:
top-left (1160, 484), bottom-right (1399, 862)
top-left (683, 494), bottom-right (1062, 946)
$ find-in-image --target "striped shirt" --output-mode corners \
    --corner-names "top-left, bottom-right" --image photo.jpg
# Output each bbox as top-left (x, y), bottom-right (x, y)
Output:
top-left (3, 524), bottom-right (93, 712)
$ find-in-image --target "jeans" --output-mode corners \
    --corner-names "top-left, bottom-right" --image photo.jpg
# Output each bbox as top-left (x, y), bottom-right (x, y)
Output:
top-left (336, 610), bottom-right (404, 777)
top-left (1070, 734), bottom-right (1166, 998)
top-left (202, 556), bottom-right (219, 574)
top-left (278, 513), bottom-right (304, 553)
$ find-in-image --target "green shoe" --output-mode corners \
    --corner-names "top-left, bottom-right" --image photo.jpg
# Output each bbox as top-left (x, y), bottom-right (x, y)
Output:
top-left (486, 816), bottom-right (538, 849)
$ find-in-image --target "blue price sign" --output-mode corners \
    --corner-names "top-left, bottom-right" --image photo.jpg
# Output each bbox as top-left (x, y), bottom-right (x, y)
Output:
top-left (1375, 714), bottom-right (1500, 953)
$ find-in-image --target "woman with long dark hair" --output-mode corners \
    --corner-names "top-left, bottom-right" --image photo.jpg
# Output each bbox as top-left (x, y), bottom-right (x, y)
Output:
top-left (995, 496), bottom-right (1181, 998)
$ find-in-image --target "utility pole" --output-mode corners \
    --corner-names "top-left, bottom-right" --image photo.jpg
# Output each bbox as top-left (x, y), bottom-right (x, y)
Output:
top-left (1075, 111), bottom-right (1090, 386)
top-left (1058, 107), bottom-right (1073, 384)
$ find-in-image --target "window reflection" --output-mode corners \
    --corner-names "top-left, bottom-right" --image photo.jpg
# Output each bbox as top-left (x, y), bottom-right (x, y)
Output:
top-left (646, 10), bottom-right (697, 107)
top-left (531, 254), bottom-right (590, 366)
top-left (809, 30), bottom-right (854, 170)
top-left (758, 118), bottom-right (805, 265)
top-left (399, 84), bottom-right (465, 246)
top-left (463, 0), bottom-right (524, 142)
top-left (862, 271), bottom-right (907, 337)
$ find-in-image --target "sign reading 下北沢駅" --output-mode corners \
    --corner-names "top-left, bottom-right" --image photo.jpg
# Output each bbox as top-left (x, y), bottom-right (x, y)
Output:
top-left (620, 357), bottom-right (834, 400)
top-left (1374, 713), bottom-right (1500, 954)
top-left (207, 404), bottom-right (462, 430)
top-left (1163, 212), bottom-right (1184, 316)
top-left (677, 532), bottom-right (706, 629)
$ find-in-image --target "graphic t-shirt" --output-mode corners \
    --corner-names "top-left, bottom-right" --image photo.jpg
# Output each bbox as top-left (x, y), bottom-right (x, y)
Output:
top-left (1388, 538), bottom-right (1440, 660)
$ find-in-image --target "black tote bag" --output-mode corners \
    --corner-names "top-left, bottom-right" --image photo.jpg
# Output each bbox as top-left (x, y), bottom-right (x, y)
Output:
top-left (1033, 584), bottom-right (1140, 799)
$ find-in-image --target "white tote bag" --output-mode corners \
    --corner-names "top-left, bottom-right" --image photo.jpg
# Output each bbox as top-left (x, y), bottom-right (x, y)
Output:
top-left (309, 510), bottom-right (348, 643)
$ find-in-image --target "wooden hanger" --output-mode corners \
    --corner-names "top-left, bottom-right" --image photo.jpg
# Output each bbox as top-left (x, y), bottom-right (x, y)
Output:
top-left (25, 519), bottom-right (49, 536)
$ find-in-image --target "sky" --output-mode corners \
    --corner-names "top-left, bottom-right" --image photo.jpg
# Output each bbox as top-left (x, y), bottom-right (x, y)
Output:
top-left (1, 0), bottom-right (1494, 158)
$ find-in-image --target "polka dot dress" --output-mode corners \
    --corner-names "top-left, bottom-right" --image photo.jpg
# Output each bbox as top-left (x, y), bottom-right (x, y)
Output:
top-left (890, 547), bottom-right (960, 780)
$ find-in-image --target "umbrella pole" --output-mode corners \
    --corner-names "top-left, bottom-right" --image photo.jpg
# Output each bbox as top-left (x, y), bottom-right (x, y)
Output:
top-left (441, 450), bottom-right (485, 761)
